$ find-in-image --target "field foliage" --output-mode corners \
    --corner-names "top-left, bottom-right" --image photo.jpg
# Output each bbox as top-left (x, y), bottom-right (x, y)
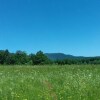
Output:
top-left (0, 65), bottom-right (100, 100)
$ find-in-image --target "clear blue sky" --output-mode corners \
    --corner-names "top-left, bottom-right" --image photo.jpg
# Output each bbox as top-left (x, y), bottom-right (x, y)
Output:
top-left (0, 0), bottom-right (100, 56)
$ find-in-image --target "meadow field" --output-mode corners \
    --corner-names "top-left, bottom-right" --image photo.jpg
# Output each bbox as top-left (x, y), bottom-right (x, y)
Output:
top-left (0, 65), bottom-right (100, 100)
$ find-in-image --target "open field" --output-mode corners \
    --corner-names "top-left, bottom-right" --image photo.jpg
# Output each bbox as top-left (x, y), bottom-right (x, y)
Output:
top-left (0, 65), bottom-right (100, 100)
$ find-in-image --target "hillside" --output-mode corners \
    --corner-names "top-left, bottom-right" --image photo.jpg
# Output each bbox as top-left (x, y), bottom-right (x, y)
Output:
top-left (45, 53), bottom-right (84, 60)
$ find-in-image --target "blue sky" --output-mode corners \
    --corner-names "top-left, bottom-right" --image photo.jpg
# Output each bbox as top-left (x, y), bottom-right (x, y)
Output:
top-left (0, 0), bottom-right (100, 56)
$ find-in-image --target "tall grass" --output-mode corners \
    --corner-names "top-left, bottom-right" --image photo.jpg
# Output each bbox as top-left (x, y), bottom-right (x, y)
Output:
top-left (0, 65), bottom-right (100, 100)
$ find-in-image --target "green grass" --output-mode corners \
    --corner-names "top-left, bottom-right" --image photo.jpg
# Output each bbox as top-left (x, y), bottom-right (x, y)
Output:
top-left (0, 65), bottom-right (100, 100)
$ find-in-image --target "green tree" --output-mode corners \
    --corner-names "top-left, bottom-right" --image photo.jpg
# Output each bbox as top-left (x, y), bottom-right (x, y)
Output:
top-left (33, 51), bottom-right (50, 65)
top-left (6, 53), bottom-right (16, 65)
top-left (0, 49), bottom-right (9, 64)
top-left (29, 53), bottom-right (35, 65)
top-left (15, 50), bottom-right (29, 64)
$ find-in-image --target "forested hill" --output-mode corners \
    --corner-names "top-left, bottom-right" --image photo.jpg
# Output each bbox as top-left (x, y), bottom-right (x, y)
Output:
top-left (45, 53), bottom-right (84, 60)
top-left (0, 50), bottom-right (100, 65)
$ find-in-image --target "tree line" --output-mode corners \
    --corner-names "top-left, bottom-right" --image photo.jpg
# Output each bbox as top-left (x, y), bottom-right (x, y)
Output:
top-left (0, 49), bottom-right (100, 65)
top-left (0, 50), bottom-right (51, 65)
top-left (55, 57), bottom-right (100, 65)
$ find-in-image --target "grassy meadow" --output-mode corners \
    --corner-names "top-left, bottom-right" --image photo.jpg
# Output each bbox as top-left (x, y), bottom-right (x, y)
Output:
top-left (0, 65), bottom-right (100, 100)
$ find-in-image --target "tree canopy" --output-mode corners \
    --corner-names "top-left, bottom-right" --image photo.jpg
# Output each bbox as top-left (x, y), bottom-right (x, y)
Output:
top-left (0, 49), bottom-right (100, 65)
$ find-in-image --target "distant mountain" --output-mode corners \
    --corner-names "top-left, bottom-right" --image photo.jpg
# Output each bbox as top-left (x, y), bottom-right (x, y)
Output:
top-left (45, 53), bottom-right (84, 60)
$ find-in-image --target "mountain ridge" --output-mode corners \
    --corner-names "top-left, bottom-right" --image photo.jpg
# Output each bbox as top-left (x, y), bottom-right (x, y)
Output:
top-left (45, 53), bottom-right (99, 60)
top-left (45, 53), bottom-right (84, 60)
